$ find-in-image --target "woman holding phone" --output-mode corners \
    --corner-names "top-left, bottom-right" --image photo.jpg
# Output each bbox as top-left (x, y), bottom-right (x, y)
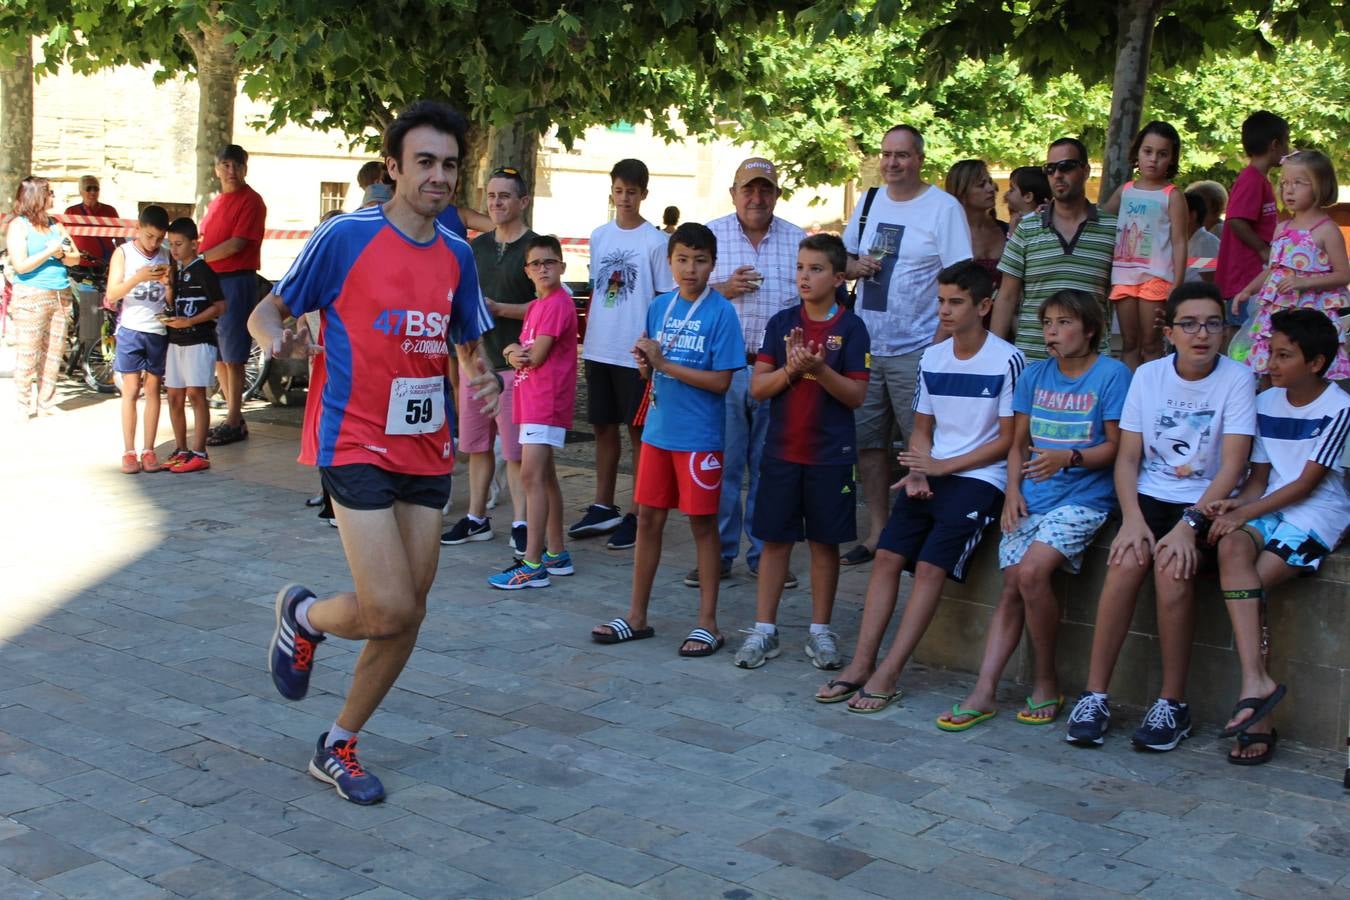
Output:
top-left (7, 176), bottom-right (82, 422)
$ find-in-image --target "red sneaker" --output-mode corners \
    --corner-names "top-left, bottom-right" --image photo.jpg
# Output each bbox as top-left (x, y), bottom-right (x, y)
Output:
top-left (140, 449), bottom-right (163, 473)
top-left (175, 453), bottom-right (211, 473)
top-left (120, 451), bottom-right (141, 475)
top-left (164, 450), bottom-right (191, 471)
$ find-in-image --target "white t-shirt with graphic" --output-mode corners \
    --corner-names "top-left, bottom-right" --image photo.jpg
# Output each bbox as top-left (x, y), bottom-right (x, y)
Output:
top-left (1252, 383), bottom-right (1350, 540)
top-left (913, 333), bottom-right (1026, 490)
top-left (842, 185), bottom-right (972, 357)
top-left (582, 220), bottom-right (675, 367)
top-left (1120, 355), bottom-right (1257, 504)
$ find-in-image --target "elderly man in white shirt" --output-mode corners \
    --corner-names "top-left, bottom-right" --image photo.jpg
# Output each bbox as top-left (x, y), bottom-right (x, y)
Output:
top-left (690, 157), bottom-right (807, 590)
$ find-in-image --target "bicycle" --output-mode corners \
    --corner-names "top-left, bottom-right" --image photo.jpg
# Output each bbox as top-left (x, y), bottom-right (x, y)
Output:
top-left (64, 265), bottom-right (119, 394)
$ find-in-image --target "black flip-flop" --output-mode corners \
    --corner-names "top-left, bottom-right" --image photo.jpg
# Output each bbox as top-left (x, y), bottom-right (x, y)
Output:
top-left (207, 421), bottom-right (249, 446)
top-left (678, 628), bottom-right (723, 658)
top-left (815, 679), bottom-right (863, 704)
top-left (591, 617), bottom-right (654, 644)
top-left (1228, 729), bottom-right (1278, 766)
top-left (840, 545), bottom-right (874, 566)
top-left (1218, 684), bottom-right (1287, 738)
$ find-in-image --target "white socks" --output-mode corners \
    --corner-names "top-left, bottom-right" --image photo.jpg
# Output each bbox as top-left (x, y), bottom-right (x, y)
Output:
top-left (326, 725), bottom-right (357, 748)
top-left (295, 597), bottom-right (319, 636)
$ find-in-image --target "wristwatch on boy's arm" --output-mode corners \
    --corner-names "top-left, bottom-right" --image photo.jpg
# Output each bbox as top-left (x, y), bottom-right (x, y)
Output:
top-left (1180, 506), bottom-right (1208, 531)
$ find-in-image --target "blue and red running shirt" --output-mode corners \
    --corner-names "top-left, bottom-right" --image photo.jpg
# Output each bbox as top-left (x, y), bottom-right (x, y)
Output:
top-left (274, 205), bottom-right (493, 475)
top-left (757, 303), bottom-right (870, 466)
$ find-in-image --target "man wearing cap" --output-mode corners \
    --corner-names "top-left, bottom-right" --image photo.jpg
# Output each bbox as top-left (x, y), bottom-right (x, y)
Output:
top-left (839, 124), bottom-right (972, 566)
top-left (200, 144), bottom-right (267, 446)
top-left (693, 158), bottom-right (807, 589)
top-left (64, 175), bottom-right (120, 269)
top-left (439, 166), bottom-right (536, 552)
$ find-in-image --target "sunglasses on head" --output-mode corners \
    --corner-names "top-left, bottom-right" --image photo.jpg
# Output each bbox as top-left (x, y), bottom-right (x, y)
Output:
top-left (1043, 159), bottom-right (1086, 175)
top-left (491, 166), bottom-right (521, 178)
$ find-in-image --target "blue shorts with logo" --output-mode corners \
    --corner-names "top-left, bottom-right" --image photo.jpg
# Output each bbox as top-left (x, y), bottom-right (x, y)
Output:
top-left (113, 326), bottom-right (168, 376)
top-left (752, 457), bottom-right (856, 545)
top-left (878, 474), bottom-right (1002, 583)
top-left (1244, 512), bottom-right (1334, 571)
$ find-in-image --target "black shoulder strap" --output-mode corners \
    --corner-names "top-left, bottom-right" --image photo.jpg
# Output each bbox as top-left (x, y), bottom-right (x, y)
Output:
top-left (857, 187), bottom-right (879, 240)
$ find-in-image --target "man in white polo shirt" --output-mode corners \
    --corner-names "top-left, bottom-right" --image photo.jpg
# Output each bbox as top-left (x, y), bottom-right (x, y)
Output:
top-left (696, 158), bottom-right (807, 589)
top-left (841, 125), bottom-right (973, 566)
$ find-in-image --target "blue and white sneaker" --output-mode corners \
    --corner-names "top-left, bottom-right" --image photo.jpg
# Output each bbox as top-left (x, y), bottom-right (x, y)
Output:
top-left (268, 584), bottom-right (324, 700)
top-left (487, 560), bottom-right (550, 590)
top-left (543, 550), bottom-right (574, 576)
top-left (1131, 698), bottom-right (1192, 752)
top-left (1065, 691), bottom-right (1111, 746)
top-left (308, 732), bottom-right (385, 805)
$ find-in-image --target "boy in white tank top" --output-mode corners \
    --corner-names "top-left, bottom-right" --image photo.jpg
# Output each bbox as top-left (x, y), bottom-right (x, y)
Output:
top-left (105, 205), bottom-right (172, 474)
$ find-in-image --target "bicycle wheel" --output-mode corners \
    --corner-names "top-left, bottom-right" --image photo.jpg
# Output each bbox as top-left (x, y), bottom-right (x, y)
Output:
top-left (83, 331), bottom-right (118, 393)
top-left (240, 339), bottom-right (270, 402)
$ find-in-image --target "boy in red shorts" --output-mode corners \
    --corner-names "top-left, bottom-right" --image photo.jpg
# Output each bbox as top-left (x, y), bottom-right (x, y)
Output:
top-left (591, 223), bottom-right (744, 655)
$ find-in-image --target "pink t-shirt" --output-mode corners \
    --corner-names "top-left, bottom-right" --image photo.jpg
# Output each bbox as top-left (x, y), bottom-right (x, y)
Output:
top-left (514, 286), bottom-right (578, 428)
top-left (1215, 165), bottom-right (1276, 298)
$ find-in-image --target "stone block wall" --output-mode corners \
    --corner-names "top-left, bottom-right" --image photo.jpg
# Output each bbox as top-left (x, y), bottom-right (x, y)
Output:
top-left (915, 524), bottom-right (1350, 750)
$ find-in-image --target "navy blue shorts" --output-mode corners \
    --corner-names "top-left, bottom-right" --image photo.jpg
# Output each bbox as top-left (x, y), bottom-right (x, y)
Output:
top-left (752, 457), bottom-right (857, 545)
top-left (113, 326), bottom-right (168, 376)
top-left (216, 271), bottom-right (259, 364)
top-left (321, 464), bottom-right (451, 512)
top-left (877, 474), bottom-right (1002, 583)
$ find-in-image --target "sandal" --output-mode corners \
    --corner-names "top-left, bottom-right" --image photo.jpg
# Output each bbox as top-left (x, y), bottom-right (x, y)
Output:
top-left (840, 545), bottom-right (875, 566)
top-left (678, 628), bottom-right (723, 658)
top-left (937, 705), bottom-right (996, 731)
top-left (1016, 694), bottom-right (1065, 725)
top-left (846, 688), bottom-right (902, 714)
top-left (206, 421), bottom-right (248, 446)
top-left (1218, 684), bottom-right (1286, 739)
top-left (815, 679), bottom-right (863, 704)
top-left (591, 617), bottom-right (654, 645)
top-left (1228, 729), bottom-right (1278, 766)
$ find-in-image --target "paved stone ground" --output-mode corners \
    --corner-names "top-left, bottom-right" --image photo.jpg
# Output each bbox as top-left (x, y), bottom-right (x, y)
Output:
top-left (5, 378), bottom-right (1350, 899)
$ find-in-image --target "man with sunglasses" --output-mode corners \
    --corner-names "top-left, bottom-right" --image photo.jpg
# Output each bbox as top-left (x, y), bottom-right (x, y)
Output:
top-left (64, 175), bottom-right (121, 269)
top-left (440, 166), bottom-right (536, 553)
top-left (993, 138), bottom-right (1117, 361)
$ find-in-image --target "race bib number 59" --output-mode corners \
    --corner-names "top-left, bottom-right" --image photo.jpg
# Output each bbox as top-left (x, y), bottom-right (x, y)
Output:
top-left (385, 376), bottom-right (446, 436)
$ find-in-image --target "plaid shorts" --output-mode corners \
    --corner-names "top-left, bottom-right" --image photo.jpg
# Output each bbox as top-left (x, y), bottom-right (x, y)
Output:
top-left (999, 504), bottom-right (1110, 574)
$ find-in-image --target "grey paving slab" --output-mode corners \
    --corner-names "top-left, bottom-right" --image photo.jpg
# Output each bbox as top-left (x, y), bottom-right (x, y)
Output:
top-left (0, 828), bottom-right (99, 881)
top-left (39, 860), bottom-right (172, 899)
top-left (6, 402), bottom-right (1350, 898)
top-left (739, 826), bottom-right (874, 879)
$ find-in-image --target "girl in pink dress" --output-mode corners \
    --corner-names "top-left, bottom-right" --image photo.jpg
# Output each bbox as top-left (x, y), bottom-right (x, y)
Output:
top-left (1230, 151), bottom-right (1350, 378)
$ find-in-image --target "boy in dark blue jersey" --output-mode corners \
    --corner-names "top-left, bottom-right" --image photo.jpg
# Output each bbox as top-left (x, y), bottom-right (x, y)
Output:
top-left (733, 234), bottom-right (870, 669)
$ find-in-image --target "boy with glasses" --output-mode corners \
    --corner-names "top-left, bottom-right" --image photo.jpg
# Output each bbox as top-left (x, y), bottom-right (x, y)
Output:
top-left (993, 138), bottom-right (1117, 361)
top-left (1065, 282), bottom-right (1256, 751)
top-left (490, 236), bottom-right (579, 588)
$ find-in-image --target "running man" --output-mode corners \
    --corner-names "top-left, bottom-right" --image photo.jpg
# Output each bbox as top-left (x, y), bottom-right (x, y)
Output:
top-left (249, 100), bottom-right (500, 805)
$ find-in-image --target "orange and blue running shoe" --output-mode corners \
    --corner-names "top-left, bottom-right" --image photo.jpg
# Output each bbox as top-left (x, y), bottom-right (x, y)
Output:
top-left (308, 732), bottom-right (385, 804)
top-left (268, 584), bottom-right (324, 700)
top-left (486, 560), bottom-right (550, 590)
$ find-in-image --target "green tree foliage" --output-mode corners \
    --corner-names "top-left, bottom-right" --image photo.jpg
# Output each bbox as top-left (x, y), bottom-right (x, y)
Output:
top-left (698, 18), bottom-right (1350, 194)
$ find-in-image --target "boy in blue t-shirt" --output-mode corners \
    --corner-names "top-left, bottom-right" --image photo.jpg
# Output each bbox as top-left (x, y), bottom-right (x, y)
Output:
top-left (590, 223), bottom-right (744, 656)
top-left (1205, 309), bottom-right (1349, 765)
top-left (817, 261), bottom-right (1025, 712)
top-left (937, 290), bottom-right (1129, 732)
top-left (733, 234), bottom-right (870, 670)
